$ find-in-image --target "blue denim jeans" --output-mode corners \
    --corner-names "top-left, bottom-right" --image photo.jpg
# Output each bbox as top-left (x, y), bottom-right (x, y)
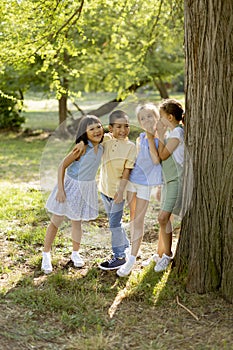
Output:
top-left (101, 193), bottom-right (130, 258)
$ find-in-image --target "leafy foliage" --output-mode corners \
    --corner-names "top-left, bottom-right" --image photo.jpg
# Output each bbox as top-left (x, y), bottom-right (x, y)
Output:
top-left (0, 0), bottom-right (184, 101)
top-left (0, 93), bottom-right (25, 130)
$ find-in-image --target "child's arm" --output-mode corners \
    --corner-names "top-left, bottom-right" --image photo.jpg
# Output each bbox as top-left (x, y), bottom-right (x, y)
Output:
top-left (156, 120), bottom-right (179, 161)
top-left (136, 137), bottom-right (140, 154)
top-left (114, 168), bottom-right (131, 204)
top-left (72, 141), bottom-right (85, 159)
top-left (146, 132), bottom-right (160, 164)
top-left (56, 150), bottom-right (82, 202)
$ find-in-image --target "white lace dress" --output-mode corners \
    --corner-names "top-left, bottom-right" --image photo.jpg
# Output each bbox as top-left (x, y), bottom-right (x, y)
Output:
top-left (45, 142), bottom-right (103, 221)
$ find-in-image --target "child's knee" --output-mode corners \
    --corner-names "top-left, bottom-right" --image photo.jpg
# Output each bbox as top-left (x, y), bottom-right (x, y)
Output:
top-left (158, 213), bottom-right (169, 226)
top-left (51, 215), bottom-right (64, 228)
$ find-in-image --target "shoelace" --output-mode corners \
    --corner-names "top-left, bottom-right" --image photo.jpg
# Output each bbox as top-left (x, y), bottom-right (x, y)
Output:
top-left (159, 257), bottom-right (170, 268)
top-left (108, 257), bottom-right (118, 264)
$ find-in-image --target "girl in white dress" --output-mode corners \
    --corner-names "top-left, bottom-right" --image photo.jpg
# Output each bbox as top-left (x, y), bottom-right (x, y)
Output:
top-left (41, 115), bottom-right (104, 274)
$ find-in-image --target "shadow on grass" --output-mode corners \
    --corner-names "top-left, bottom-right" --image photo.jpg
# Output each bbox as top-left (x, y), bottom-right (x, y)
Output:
top-left (1, 258), bottom-right (232, 350)
top-left (1, 261), bottom-right (131, 333)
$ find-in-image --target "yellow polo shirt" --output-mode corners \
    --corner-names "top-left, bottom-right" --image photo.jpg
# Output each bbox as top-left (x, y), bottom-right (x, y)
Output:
top-left (99, 133), bottom-right (136, 199)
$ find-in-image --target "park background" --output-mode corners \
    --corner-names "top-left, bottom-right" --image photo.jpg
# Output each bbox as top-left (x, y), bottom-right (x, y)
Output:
top-left (0, 1), bottom-right (232, 349)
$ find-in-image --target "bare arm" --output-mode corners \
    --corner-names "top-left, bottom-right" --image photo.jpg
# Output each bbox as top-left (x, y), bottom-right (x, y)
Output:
top-left (156, 120), bottom-right (179, 161)
top-left (114, 168), bottom-right (131, 204)
top-left (146, 132), bottom-right (160, 164)
top-left (56, 150), bottom-right (82, 202)
top-left (72, 140), bottom-right (85, 159)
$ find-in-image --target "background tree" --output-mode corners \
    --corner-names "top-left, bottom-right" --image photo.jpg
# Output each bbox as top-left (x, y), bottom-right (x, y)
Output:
top-left (0, 0), bottom-right (184, 129)
top-left (175, 0), bottom-right (233, 303)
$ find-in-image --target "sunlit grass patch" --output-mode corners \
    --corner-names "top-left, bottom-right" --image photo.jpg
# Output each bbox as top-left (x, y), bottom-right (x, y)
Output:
top-left (0, 134), bottom-right (46, 182)
top-left (0, 183), bottom-right (47, 242)
top-left (5, 270), bottom-right (115, 331)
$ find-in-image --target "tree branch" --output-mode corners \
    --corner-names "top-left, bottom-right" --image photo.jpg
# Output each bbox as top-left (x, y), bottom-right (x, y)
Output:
top-left (52, 0), bottom-right (85, 40)
top-left (176, 296), bottom-right (199, 321)
top-left (88, 79), bottom-right (150, 117)
top-left (72, 102), bottom-right (86, 116)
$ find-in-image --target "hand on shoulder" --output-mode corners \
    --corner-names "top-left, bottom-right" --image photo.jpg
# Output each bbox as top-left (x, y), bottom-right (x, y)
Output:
top-left (73, 141), bottom-right (86, 159)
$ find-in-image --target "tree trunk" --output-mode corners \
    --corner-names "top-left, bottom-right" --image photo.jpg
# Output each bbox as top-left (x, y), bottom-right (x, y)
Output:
top-left (59, 94), bottom-right (67, 125)
top-left (57, 51), bottom-right (70, 137)
top-left (58, 93), bottom-right (69, 136)
top-left (175, 0), bottom-right (233, 303)
top-left (57, 48), bottom-right (70, 137)
top-left (153, 78), bottom-right (169, 99)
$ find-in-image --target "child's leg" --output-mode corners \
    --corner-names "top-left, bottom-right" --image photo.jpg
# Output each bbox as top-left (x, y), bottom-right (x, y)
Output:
top-left (71, 220), bottom-right (84, 267)
top-left (154, 210), bottom-right (173, 272)
top-left (130, 197), bottom-right (149, 257)
top-left (71, 220), bottom-right (82, 251)
top-left (117, 196), bottom-right (149, 277)
top-left (110, 200), bottom-right (130, 257)
top-left (127, 191), bottom-right (137, 245)
top-left (154, 186), bottom-right (161, 202)
top-left (157, 219), bottom-right (172, 256)
top-left (43, 214), bottom-right (64, 252)
top-left (127, 191), bottom-right (136, 221)
top-left (157, 210), bottom-right (172, 257)
top-left (101, 193), bottom-right (129, 258)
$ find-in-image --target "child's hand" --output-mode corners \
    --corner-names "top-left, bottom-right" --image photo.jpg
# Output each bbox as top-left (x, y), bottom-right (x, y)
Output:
top-left (156, 120), bottom-right (166, 139)
top-left (114, 191), bottom-right (124, 204)
top-left (56, 189), bottom-right (66, 202)
top-left (146, 131), bottom-right (155, 139)
top-left (73, 141), bottom-right (85, 159)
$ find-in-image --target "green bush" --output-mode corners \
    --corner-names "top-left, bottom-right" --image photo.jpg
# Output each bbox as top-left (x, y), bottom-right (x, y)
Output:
top-left (0, 95), bottom-right (25, 130)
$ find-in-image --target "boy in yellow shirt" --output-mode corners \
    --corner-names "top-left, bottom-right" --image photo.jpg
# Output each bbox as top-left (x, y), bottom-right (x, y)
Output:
top-left (99, 110), bottom-right (136, 270)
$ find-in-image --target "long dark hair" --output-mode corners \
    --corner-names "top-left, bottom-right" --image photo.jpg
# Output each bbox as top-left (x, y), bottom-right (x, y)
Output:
top-left (75, 115), bottom-right (103, 145)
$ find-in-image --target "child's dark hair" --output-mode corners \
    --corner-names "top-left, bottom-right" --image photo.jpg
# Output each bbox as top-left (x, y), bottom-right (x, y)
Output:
top-left (109, 110), bottom-right (129, 125)
top-left (160, 99), bottom-right (184, 123)
top-left (75, 115), bottom-right (103, 145)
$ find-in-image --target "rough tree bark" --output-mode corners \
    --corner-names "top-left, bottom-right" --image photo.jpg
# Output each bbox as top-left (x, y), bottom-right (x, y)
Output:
top-left (175, 0), bottom-right (233, 303)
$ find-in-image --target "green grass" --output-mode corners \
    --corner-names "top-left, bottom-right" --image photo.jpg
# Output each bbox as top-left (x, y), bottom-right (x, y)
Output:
top-left (0, 133), bottom-right (46, 182)
top-left (0, 94), bottom-right (232, 350)
top-left (23, 110), bottom-right (59, 130)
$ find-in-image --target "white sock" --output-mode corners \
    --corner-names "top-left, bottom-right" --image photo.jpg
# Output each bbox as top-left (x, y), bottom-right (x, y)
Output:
top-left (43, 251), bottom-right (50, 256)
top-left (128, 255), bottom-right (136, 264)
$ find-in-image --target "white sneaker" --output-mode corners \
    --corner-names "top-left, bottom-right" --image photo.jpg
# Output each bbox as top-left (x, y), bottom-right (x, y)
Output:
top-left (154, 253), bottom-right (172, 272)
top-left (117, 256), bottom-right (136, 277)
top-left (141, 253), bottom-right (160, 267)
top-left (71, 251), bottom-right (84, 267)
top-left (41, 252), bottom-right (53, 274)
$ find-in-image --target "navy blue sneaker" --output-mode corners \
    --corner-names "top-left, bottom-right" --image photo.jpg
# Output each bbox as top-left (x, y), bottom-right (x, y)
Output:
top-left (99, 257), bottom-right (126, 270)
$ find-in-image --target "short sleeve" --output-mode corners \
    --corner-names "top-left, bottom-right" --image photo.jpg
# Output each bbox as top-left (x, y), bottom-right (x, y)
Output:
top-left (169, 127), bottom-right (184, 142)
top-left (125, 144), bottom-right (137, 169)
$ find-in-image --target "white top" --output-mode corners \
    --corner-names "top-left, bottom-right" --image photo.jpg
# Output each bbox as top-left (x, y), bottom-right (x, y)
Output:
top-left (167, 126), bottom-right (184, 166)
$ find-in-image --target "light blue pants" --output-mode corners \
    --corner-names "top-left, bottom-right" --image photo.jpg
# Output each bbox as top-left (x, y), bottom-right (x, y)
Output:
top-left (101, 193), bottom-right (130, 258)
